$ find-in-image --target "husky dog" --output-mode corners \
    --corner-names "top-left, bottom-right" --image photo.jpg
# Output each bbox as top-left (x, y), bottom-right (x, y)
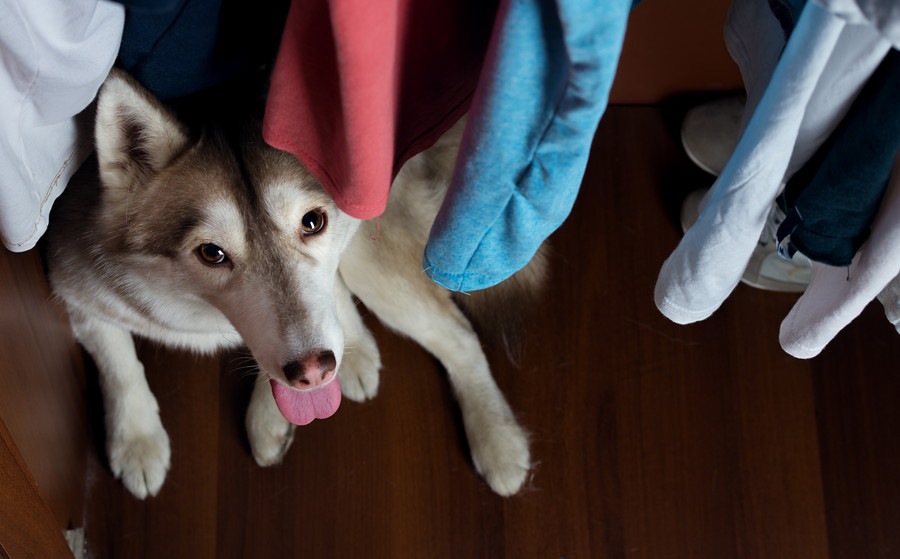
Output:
top-left (45, 70), bottom-right (546, 499)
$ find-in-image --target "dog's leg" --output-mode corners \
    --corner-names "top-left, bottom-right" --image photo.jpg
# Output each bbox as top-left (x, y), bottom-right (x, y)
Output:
top-left (246, 376), bottom-right (295, 466)
top-left (344, 274), bottom-right (530, 496)
top-left (68, 308), bottom-right (170, 499)
top-left (335, 273), bottom-right (381, 402)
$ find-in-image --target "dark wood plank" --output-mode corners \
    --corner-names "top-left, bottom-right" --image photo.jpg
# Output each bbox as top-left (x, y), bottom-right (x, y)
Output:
top-left (82, 106), bottom-right (900, 558)
top-left (0, 414), bottom-right (73, 558)
top-left (813, 307), bottom-right (900, 559)
top-left (0, 247), bottom-right (88, 532)
top-left (83, 345), bottom-right (221, 559)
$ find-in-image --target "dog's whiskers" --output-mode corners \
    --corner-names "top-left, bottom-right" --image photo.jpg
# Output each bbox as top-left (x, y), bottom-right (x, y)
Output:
top-left (226, 351), bottom-right (259, 379)
top-left (233, 367), bottom-right (261, 380)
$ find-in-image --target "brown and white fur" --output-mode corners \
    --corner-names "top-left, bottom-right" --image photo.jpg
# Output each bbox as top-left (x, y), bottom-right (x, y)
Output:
top-left (45, 70), bottom-right (546, 499)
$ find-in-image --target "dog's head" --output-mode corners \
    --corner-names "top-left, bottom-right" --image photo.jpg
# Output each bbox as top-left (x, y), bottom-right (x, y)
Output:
top-left (94, 70), bottom-right (360, 423)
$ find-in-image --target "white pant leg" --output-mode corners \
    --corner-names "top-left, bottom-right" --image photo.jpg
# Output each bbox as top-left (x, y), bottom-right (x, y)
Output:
top-left (654, 3), bottom-right (846, 324)
top-left (781, 154), bottom-right (900, 358)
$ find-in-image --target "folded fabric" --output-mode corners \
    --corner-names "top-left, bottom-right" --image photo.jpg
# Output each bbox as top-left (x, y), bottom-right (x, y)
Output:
top-left (654, 1), bottom-right (890, 324)
top-left (116, 0), bottom-right (289, 103)
top-left (768, 0), bottom-right (806, 38)
top-left (817, 0), bottom-right (900, 46)
top-left (423, 0), bottom-right (632, 291)
top-left (725, 0), bottom-right (790, 136)
top-left (114, 0), bottom-right (184, 13)
top-left (263, 0), bottom-right (494, 221)
top-left (0, 0), bottom-right (124, 252)
top-left (877, 267), bottom-right (900, 334)
top-left (781, 154), bottom-right (900, 358)
top-left (777, 50), bottom-right (900, 267)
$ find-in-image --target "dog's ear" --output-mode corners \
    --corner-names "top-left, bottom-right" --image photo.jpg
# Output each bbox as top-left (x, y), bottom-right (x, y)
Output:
top-left (95, 69), bottom-right (189, 191)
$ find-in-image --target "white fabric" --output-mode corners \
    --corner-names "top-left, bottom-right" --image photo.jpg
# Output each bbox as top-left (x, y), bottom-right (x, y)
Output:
top-left (654, 1), bottom-right (890, 325)
top-left (877, 266), bottom-right (900, 334)
top-left (817, 0), bottom-right (900, 47)
top-left (723, 0), bottom-right (786, 132)
top-left (781, 155), bottom-right (900, 358)
top-left (0, 0), bottom-right (124, 252)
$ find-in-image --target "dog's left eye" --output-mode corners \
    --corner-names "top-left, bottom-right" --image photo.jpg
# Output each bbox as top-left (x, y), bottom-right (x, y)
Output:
top-left (300, 209), bottom-right (326, 236)
top-left (196, 243), bottom-right (228, 265)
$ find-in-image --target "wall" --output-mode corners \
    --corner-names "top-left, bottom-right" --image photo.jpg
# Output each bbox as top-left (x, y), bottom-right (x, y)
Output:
top-left (611, 0), bottom-right (742, 104)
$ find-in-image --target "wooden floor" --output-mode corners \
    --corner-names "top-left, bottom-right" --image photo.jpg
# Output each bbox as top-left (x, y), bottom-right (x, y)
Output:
top-left (82, 106), bottom-right (900, 558)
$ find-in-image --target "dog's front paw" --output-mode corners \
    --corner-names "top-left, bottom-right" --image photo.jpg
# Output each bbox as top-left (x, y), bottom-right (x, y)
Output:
top-left (108, 420), bottom-right (171, 499)
top-left (248, 413), bottom-right (295, 467)
top-left (339, 334), bottom-right (381, 402)
top-left (467, 416), bottom-right (531, 497)
top-left (247, 379), bottom-right (296, 466)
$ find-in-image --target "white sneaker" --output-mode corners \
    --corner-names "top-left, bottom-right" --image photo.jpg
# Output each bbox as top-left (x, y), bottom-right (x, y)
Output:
top-left (743, 203), bottom-right (811, 292)
top-left (680, 95), bottom-right (745, 176)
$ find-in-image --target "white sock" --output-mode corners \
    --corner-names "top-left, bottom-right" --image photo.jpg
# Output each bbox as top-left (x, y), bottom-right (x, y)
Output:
top-left (781, 154), bottom-right (900, 358)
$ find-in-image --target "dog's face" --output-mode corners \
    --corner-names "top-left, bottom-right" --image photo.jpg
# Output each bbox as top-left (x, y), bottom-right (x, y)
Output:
top-left (93, 71), bottom-right (359, 407)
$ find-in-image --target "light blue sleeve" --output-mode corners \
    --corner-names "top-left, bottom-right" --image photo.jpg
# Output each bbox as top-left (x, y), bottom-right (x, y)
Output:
top-left (422, 0), bottom-right (633, 292)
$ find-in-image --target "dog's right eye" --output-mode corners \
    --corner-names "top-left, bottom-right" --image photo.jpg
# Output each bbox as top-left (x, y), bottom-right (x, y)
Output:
top-left (196, 243), bottom-right (228, 265)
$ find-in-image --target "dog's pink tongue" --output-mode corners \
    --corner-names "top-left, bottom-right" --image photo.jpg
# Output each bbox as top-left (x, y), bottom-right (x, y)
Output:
top-left (270, 377), bottom-right (342, 426)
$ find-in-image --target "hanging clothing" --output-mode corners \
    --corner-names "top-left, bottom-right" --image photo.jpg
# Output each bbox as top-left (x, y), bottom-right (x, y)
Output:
top-left (767, 0), bottom-right (805, 38)
top-left (422, 0), bottom-right (632, 291)
top-left (780, 154), bottom-right (900, 358)
top-left (262, 0), bottom-right (495, 221)
top-left (264, 0), bottom-right (635, 292)
top-left (776, 50), bottom-right (900, 267)
top-left (0, 0), bottom-right (124, 252)
top-left (116, 0), bottom-right (289, 103)
top-left (654, 0), bottom-right (890, 325)
top-left (818, 0), bottom-right (900, 46)
top-left (877, 265), bottom-right (900, 334)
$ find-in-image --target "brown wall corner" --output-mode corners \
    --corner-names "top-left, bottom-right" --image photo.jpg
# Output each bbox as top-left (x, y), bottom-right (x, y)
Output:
top-left (610, 0), bottom-right (743, 104)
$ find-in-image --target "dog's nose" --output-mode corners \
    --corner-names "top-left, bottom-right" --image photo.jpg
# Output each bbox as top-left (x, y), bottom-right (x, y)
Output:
top-left (282, 350), bottom-right (336, 389)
